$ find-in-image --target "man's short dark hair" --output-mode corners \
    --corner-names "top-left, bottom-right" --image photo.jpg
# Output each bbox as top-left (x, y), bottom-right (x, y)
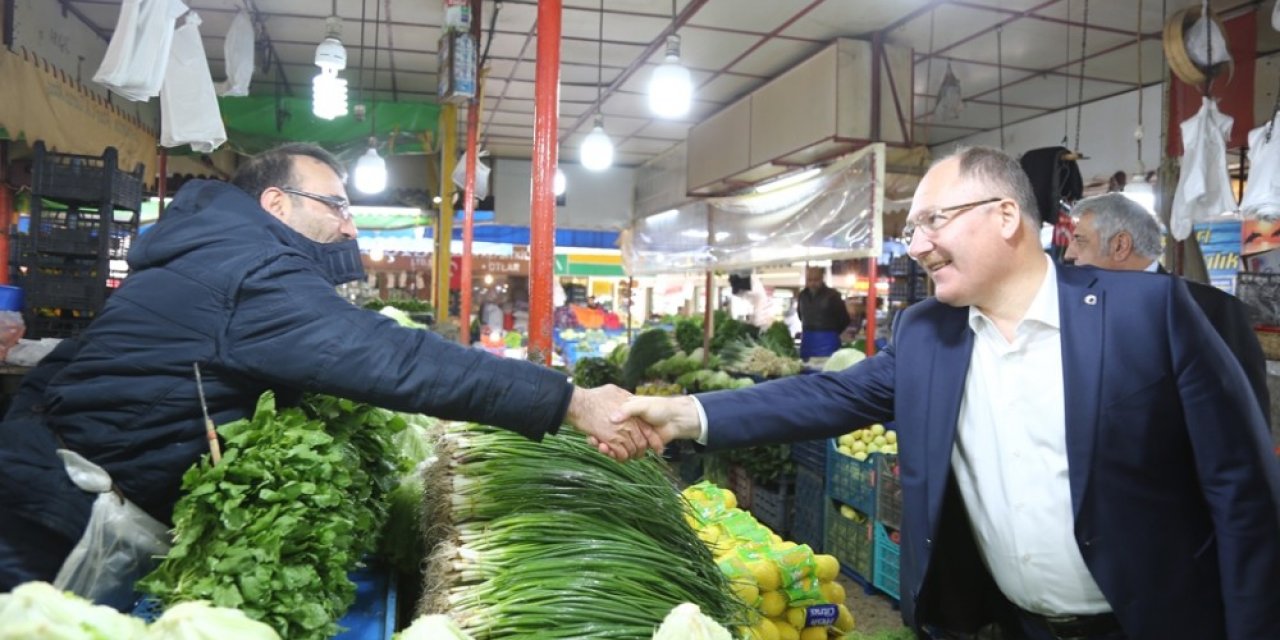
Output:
top-left (942, 146), bottom-right (1041, 228)
top-left (231, 143), bottom-right (347, 200)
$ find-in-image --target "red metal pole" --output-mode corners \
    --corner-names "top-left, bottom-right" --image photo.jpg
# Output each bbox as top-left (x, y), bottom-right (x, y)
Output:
top-left (865, 257), bottom-right (878, 356)
top-left (528, 0), bottom-right (561, 365)
top-left (460, 0), bottom-right (483, 347)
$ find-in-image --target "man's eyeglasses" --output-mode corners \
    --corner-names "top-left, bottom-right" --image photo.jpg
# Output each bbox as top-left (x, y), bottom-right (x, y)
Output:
top-left (279, 187), bottom-right (353, 223)
top-left (904, 197), bottom-right (1003, 242)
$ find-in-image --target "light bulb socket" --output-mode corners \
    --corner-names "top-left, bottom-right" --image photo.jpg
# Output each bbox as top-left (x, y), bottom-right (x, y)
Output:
top-left (665, 34), bottom-right (681, 59)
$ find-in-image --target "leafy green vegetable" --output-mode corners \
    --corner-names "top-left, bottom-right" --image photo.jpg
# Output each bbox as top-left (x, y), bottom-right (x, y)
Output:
top-left (674, 317), bottom-right (705, 354)
top-left (716, 444), bottom-right (794, 486)
top-left (572, 357), bottom-right (623, 389)
top-left (760, 321), bottom-right (798, 359)
top-left (139, 392), bottom-right (406, 640)
top-left (621, 328), bottom-right (676, 390)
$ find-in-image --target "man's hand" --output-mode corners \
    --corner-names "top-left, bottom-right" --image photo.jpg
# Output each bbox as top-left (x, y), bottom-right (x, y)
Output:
top-left (604, 395), bottom-right (703, 449)
top-left (564, 385), bottom-right (665, 460)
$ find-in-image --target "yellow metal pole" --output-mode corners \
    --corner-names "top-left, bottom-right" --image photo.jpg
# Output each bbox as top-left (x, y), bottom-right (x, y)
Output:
top-left (435, 104), bottom-right (458, 327)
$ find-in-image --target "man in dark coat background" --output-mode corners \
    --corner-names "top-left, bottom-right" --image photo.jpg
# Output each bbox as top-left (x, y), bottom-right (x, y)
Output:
top-left (0, 143), bottom-right (656, 591)
top-left (1063, 192), bottom-right (1270, 422)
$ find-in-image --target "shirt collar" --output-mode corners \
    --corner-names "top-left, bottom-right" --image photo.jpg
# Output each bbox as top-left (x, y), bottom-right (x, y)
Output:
top-left (968, 254), bottom-right (1060, 334)
top-left (1142, 260), bottom-right (1159, 273)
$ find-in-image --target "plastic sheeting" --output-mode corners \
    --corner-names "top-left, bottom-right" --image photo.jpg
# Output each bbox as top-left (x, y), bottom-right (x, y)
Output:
top-left (216, 11), bottom-right (254, 97)
top-left (621, 143), bottom-right (883, 275)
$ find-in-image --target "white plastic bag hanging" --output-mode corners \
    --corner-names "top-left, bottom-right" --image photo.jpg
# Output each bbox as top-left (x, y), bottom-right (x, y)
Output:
top-left (217, 10), bottom-right (254, 97)
top-left (1241, 112), bottom-right (1280, 218)
top-left (1171, 98), bottom-right (1236, 240)
top-left (452, 152), bottom-right (491, 201)
top-left (160, 12), bottom-right (227, 152)
top-left (52, 450), bottom-right (171, 611)
top-left (1184, 0), bottom-right (1232, 69)
top-left (94, 0), bottom-right (189, 101)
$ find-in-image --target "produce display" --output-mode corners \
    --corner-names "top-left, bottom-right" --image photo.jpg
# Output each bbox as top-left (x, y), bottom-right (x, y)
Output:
top-left (721, 341), bottom-right (804, 379)
top-left (137, 393), bottom-right (408, 640)
top-left (0, 581), bottom-right (280, 639)
top-left (835, 425), bottom-right (897, 461)
top-left (418, 423), bottom-right (752, 638)
top-left (571, 356), bottom-right (623, 389)
top-left (622, 328), bottom-right (677, 389)
top-left (683, 483), bottom-right (856, 640)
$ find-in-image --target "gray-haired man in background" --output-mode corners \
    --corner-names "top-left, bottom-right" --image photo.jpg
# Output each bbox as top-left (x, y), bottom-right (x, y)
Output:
top-left (1064, 193), bottom-right (1269, 421)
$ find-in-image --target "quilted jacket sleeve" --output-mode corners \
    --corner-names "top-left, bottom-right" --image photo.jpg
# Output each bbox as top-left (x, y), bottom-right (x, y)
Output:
top-left (222, 252), bottom-right (573, 440)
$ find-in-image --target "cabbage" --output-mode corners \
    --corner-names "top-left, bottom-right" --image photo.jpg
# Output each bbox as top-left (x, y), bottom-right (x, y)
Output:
top-left (395, 614), bottom-right (472, 640)
top-left (822, 348), bottom-right (866, 372)
top-left (651, 603), bottom-right (733, 640)
top-left (145, 601), bottom-right (280, 640)
top-left (0, 581), bottom-right (147, 640)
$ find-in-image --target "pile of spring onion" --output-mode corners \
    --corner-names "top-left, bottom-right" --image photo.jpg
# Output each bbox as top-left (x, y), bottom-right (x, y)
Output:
top-left (419, 423), bottom-right (752, 638)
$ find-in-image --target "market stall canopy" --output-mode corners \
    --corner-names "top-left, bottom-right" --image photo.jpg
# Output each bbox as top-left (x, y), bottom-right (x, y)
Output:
top-left (621, 143), bottom-right (883, 276)
top-left (0, 48), bottom-right (156, 184)
top-left (217, 96), bottom-right (439, 157)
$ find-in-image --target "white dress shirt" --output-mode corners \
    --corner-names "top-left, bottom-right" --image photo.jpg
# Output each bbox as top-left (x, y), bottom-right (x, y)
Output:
top-left (952, 257), bottom-right (1110, 615)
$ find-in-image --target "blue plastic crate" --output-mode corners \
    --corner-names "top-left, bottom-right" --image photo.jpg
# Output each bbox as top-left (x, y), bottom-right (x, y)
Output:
top-left (335, 563), bottom-right (398, 640)
top-left (134, 563), bottom-right (397, 639)
top-left (790, 438), bottom-right (828, 472)
top-left (873, 521), bottom-right (901, 601)
top-left (750, 475), bottom-right (794, 536)
top-left (791, 465), bottom-right (825, 552)
top-left (826, 440), bottom-right (877, 518)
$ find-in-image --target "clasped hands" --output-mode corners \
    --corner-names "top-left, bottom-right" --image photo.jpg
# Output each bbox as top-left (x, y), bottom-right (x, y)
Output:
top-left (564, 385), bottom-right (702, 461)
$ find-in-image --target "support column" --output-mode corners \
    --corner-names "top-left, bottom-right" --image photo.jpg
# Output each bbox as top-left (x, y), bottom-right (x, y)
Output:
top-left (435, 104), bottom-right (458, 330)
top-left (460, 0), bottom-right (484, 348)
top-left (865, 258), bottom-right (878, 356)
top-left (528, 0), bottom-right (561, 365)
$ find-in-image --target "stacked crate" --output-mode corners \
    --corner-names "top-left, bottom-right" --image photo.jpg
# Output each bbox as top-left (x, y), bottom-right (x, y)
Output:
top-left (888, 254), bottom-right (928, 305)
top-left (21, 142), bottom-right (143, 338)
top-left (873, 454), bottom-right (902, 599)
top-left (789, 438), bottom-right (828, 551)
top-left (824, 439), bottom-right (878, 587)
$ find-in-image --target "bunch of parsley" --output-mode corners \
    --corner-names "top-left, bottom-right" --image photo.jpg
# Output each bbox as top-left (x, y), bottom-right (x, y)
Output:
top-left (139, 392), bottom-right (406, 640)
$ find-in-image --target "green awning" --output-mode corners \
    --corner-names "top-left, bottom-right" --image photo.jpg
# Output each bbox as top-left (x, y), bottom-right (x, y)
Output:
top-left (217, 96), bottom-right (440, 157)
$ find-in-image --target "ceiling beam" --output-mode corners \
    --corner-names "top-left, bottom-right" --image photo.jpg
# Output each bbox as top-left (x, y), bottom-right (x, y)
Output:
top-left (916, 0), bottom-right (1064, 65)
top-left (920, 52), bottom-right (1146, 87)
top-left (948, 1), bottom-right (1140, 38)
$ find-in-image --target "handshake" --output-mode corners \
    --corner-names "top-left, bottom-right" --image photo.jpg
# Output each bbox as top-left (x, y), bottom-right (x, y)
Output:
top-left (564, 384), bottom-right (704, 461)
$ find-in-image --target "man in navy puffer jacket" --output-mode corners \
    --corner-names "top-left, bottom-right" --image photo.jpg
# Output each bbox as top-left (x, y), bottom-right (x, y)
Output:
top-left (0, 143), bottom-right (656, 590)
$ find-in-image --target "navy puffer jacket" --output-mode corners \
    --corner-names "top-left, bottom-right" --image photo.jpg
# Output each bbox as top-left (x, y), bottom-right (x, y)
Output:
top-left (0, 181), bottom-right (572, 586)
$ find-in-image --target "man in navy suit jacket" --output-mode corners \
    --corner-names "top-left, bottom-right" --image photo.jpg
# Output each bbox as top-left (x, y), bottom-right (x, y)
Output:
top-left (613, 147), bottom-right (1280, 639)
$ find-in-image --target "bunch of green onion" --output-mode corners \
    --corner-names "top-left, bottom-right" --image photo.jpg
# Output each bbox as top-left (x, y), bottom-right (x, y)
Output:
top-left (420, 423), bottom-right (751, 638)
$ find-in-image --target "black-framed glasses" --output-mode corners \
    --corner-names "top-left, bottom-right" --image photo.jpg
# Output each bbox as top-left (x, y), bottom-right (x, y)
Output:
top-left (279, 186), bottom-right (353, 223)
top-left (904, 197), bottom-right (1003, 241)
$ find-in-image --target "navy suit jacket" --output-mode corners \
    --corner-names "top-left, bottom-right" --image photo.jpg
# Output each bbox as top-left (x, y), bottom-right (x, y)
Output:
top-left (698, 265), bottom-right (1280, 640)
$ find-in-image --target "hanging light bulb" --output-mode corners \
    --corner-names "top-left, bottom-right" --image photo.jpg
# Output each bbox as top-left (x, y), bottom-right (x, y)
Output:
top-left (935, 62), bottom-right (963, 122)
top-left (1122, 124), bottom-right (1155, 214)
top-left (648, 34), bottom-right (693, 118)
top-left (580, 120), bottom-right (614, 171)
top-left (581, 1), bottom-right (614, 172)
top-left (354, 137), bottom-right (387, 194)
top-left (313, 16), bottom-right (349, 120)
top-left (553, 167), bottom-right (567, 197)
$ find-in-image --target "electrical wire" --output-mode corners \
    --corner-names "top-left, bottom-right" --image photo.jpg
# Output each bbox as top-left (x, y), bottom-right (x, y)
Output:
top-left (997, 25), bottom-right (1005, 150)
top-left (1074, 0), bottom-right (1089, 153)
top-left (480, 2), bottom-right (502, 70)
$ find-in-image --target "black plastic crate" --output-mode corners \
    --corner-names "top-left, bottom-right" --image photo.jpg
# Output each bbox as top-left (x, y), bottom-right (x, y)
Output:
top-left (791, 438), bottom-right (828, 473)
top-left (26, 314), bottom-right (94, 339)
top-left (749, 474), bottom-right (794, 535)
top-left (31, 141), bottom-right (145, 211)
top-left (24, 275), bottom-right (107, 311)
top-left (791, 465), bottom-right (825, 551)
top-left (876, 454), bottom-right (902, 530)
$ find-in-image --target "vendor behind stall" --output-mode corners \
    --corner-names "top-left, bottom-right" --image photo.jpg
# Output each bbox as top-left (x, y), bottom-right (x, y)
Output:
top-left (0, 143), bottom-right (656, 594)
top-left (796, 267), bottom-right (849, 359)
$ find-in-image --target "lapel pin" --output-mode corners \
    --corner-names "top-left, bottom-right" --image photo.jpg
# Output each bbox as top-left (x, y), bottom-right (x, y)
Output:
top-left (1084, 294), bottom-right (1097, 305)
